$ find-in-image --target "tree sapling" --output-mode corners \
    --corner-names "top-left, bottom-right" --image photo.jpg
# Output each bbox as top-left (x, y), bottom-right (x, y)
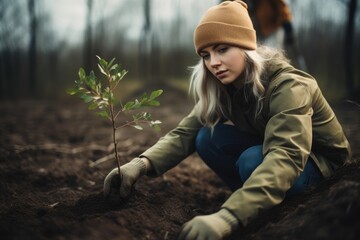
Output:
top-left (67, 56), bottom-right (163, 181)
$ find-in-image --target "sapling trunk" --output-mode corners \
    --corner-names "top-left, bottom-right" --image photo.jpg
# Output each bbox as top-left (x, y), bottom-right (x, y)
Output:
top-left (67, 56), bottom-right (163, 190)
top-left (108, 89), bottom-right (121, 178)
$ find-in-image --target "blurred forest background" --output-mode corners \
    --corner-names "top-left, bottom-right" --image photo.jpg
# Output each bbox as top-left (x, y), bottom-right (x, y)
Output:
top-left (0, 0), bottom-right (359, 102)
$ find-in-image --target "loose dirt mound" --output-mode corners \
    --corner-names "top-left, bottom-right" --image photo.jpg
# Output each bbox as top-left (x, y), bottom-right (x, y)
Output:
top-left (0, 90), bottom-right (359, 240)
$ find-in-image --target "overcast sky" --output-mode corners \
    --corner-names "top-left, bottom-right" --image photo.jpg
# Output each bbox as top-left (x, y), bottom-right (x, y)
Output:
top-left (42, 0), bottom-right (218, 45)
top-left (37, 0), bottom-right (359, 49)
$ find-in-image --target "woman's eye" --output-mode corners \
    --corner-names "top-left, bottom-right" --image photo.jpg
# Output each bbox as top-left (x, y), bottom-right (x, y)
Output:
top-left (219, 47), bottom-right (228, 53)
top-left (201, 54), bottom-right (210, 60)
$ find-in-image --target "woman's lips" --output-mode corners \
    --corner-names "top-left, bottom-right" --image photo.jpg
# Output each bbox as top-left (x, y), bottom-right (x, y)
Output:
top-left (216, 70), bottom-right (228, 78)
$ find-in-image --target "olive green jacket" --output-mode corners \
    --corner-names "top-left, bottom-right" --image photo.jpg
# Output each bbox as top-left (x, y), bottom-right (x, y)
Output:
top-left (140, 61), bottom-right (351, 227)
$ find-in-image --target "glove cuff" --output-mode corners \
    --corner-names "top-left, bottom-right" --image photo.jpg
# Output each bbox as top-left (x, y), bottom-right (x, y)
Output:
top-left (218, 208), bottom-right (239, 231)
top-left (130, 157), bottom-right (147, 176)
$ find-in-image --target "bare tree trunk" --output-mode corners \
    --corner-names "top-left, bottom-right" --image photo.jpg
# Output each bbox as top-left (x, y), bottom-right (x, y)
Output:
top-left (151, 32), bottom-right (161, 83)
top-left (139, 0), bottom-right (151, 82)
top-left (84, 0), bottom-right (93, 71)
top-left (0, 49), bottom-right (15, 99)
top-left (345, 0), bottom-right (358, 100)
top-left (28, 0), bottom-right (37, 97)
top-left (0, 1), bottom-right (6, 99)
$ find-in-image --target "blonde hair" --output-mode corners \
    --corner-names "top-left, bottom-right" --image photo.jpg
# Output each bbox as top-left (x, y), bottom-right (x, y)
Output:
top-left (189, 45), bottom-right (289, 128)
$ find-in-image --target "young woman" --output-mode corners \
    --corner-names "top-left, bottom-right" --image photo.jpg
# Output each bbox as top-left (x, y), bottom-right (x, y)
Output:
top-left (104, 1), bottom-right (351, 239)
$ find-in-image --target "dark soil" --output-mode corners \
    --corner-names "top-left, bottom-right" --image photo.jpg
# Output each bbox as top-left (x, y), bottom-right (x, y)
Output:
top-left (0, 88), bottom-right (359, 240)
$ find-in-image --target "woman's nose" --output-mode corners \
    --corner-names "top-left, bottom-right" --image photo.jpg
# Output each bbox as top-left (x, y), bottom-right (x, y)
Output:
top-left (210, 54), bottom-right (221, 68)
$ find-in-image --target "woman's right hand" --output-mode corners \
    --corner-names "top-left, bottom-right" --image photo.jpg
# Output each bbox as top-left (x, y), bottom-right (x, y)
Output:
top-left (103, 157), bottom-right (149, 199)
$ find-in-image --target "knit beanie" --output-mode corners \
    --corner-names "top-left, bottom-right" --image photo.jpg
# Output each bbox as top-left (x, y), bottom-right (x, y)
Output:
top-left (194, 0), bottom-right (256, 55)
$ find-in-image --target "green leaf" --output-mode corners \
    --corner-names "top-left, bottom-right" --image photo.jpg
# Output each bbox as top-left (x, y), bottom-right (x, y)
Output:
top-left (66, 88), bottom-right (77, 95)
top-left (123, 101), bottom-right (135, 110)
top-left (99, 58), bottom-right (108, 69)
top-left (115, 69), bottom-right (128, 81)
top-left (104, 87), bottom-right (111, 94)
top-left (109, 64), bottom-right (119, 73)
top-left (133, 125), bottom-right (143, 130)
top-left (143, 112), bottom-right (151, 119)
top-left (151, 120), bottom-right (162, 125)
top-left (96, 110), bottom-right (110, 118)
top-left (148, 100), bottom-right (160, 106)
top-left (81, 93), bottom-right (93, 103)
top-left (97, 63), bottom-right (107, 76)
top-left (108, 58), bottom-right (116, 68)
top-left (149, 89), bottom-right (163, 100)
top-left (88, 102), bottom-right (98, 110)
top-left (96, 83), bottom-right (102, 93)
top-left (78, 68), bottom-right (86, 81)
top-left (90, 71), bottom-right (99, 86)
top-left (142, 92), bottom-right (148, 98)
top-left (149, 120), bottom-right (161, 131)
top-left (152, 124), bottom-right (161, 132)
top-left (121, 69), bottom-right (128, 77)
top-left (132, 100), bottom-right (141, 109)
top-left (84, 71), bottom-right (95, 88)
top-left (109, 92), bottom-right (115, 105)
top-left (97, 100), bottom-right (108, 109)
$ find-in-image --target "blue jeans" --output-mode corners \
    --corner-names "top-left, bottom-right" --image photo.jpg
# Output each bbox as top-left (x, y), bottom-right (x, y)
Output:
top-left (195, 124), bottom-right (323, 194)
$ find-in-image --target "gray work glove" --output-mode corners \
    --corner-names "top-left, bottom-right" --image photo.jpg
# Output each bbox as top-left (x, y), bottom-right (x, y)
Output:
top-left (103, 157), bottom-right (147, 199)
top-left (178, 208), bottom-right (239, 240)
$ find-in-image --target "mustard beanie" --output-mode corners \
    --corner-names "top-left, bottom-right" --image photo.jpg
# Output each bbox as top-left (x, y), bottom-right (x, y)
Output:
top-left (194, 0), bottom-right (257, 54)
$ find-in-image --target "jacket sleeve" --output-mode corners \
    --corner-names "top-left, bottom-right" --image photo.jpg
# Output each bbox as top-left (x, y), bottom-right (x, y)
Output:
top-left (222, 78), bottom-right (314, 226)
top-left (140, 107), bottom-right (203, 176)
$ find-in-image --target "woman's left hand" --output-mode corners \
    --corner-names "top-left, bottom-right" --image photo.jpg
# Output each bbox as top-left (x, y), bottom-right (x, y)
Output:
top-left (178, 208), bottom-right (238, 240)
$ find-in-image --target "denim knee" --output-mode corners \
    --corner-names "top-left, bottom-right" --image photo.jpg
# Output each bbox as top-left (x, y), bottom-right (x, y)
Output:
top-left (195, 127), bottom-right (212, 157)
top-left (236, 145), bottom-right (263, 183)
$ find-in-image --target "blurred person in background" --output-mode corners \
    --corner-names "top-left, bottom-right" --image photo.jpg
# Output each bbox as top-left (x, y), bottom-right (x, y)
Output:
top-left (243, 0), bottom-right (307, 70)
top-left (104, 1), bottom-right (351, 239)
top-left (245, 0), bottom-right (295, 47)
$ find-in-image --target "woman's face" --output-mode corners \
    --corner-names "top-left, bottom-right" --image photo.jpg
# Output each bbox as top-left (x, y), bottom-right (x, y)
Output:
top-left (199, 44), bottom-right (246, 88)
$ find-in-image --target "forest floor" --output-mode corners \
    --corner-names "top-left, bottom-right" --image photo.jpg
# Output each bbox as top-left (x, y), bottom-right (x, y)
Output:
top-left (0, 86), bottom-right (359, 240)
